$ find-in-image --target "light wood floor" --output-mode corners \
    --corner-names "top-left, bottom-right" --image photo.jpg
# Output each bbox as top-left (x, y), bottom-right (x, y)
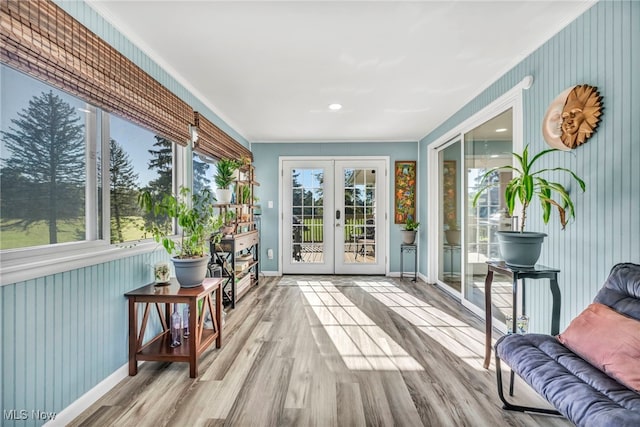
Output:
top-left (70, 276), bottom-right (570, 427)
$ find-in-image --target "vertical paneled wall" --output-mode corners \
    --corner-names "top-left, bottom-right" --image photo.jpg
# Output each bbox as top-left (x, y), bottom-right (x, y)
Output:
top-left (420, 0), bottom-right (640, 332)
top-left (1, 251), bottom-right (168, 427)
top-left (2, 1), bottom-right (246, 424)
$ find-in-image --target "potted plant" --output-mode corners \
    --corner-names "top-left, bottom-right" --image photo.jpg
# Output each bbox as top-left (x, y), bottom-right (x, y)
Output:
top-left (472, 144), bottom-right (585, 267)
top-left (444, 219), bottom-right (460, 245)
top-left (402, 217), bottom-right (420, 244)
top-left (220, 210), bottom-right (236, 236)
top-left (214, 158), bottom-right (240, 204)
top-left (139, 187), bottom-right (223, 287)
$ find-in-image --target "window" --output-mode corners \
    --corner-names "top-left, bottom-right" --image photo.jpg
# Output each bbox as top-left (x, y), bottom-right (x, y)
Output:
top-left (192, 152), bottom-right (214, 196)
top-left (1, 64), bottom-right (181, 251)
top-left (109, 115), bottom-right (174, 244)
top-left (0, 65), bottom-right (98, 250)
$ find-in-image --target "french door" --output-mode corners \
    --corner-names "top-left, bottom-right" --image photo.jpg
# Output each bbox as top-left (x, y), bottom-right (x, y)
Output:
top-left (281, 158), bottom-right (387, 275)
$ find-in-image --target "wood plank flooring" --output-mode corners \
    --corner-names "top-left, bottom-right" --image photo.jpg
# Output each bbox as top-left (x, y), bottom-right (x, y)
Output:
top-left (70, 276), bottom-right (571, 427)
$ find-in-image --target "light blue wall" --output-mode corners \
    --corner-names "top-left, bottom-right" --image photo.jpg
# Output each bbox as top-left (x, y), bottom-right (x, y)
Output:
top-left (419, 0), bottom-right (640, 333)
top-left (1, 1), bottom-right (246, 424)
top-left (1, 251), bottom-right (169, 427)
top-left (252, 142), bottom-right (418, 272)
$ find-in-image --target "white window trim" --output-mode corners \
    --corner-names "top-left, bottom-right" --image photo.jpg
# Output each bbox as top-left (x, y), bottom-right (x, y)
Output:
top-left (426, 75), bottom-right (532, 289)
top-left (1, 111), bottom-right (191, 287)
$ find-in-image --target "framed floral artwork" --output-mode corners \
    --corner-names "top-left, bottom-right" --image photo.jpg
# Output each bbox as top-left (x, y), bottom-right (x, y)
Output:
top-left (442, 160), bottom-right (456, 227)
top-left (394, 161), bottom-right (416, 224)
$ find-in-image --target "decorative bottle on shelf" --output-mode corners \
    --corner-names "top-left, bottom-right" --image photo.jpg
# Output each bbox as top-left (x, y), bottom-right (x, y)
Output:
top-left (170, 303), bottom-right (182, 347)
top-left (183, 305), bottom-right (190, 338)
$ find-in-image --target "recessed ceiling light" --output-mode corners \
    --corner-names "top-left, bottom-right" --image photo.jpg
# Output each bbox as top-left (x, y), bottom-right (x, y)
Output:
top-left (328, 103), bottom-right (342, 111)
top-left (495, 128), bottom-right (508, 133)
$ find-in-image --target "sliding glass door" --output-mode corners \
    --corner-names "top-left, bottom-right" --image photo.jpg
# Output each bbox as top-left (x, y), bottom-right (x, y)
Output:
top-left (463, 109), bottom-right (514, 320)
top-left (432, 108), bottom-right (517, 327)
top-left (438, 138), bottom-right (462, 292)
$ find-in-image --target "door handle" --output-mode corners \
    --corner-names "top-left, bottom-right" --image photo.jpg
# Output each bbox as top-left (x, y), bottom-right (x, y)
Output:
top-left (336, 210), bottom-right (341, 220)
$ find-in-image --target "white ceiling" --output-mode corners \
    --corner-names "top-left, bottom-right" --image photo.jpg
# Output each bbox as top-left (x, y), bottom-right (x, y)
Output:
top-left (88, 0), bottom-right (595, 143)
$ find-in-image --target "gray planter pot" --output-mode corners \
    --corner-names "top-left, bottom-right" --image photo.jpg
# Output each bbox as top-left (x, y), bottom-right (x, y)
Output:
top-left (497, 231), bottom-right (547, 268)
top-left (402, 230), bottom-right (417, 244)
top-left (171, 256), bottom-right (209, 288)
top-left (445, 229), bottom-right (461, 245)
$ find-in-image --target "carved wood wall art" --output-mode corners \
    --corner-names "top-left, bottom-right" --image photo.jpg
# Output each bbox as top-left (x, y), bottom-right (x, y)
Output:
top-left (542, 84), bottom-right (603, 150)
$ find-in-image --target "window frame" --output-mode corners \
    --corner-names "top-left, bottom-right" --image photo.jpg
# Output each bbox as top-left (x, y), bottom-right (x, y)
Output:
top-left (0, 88), bottom-right (188, 287)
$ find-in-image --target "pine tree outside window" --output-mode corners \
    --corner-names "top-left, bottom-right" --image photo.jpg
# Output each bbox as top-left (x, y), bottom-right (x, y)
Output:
top-left (0, 64), bottom-right (180, 251)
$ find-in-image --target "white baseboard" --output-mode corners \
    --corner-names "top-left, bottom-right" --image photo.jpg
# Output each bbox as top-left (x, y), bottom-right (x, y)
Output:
top-left (44, 362), bottom-right (132, 426)
top-left (260, 271), bottom-right (280, 276)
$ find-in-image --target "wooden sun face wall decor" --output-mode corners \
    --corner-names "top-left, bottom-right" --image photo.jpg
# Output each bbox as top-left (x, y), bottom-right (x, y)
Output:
top-left (542, 84), bottom-right (603, 150)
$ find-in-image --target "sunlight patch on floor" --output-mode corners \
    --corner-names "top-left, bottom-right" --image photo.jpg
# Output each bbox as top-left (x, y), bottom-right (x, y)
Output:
top-left (355, 280), bottom-right (487, 370)
top-left (298, 280), bottom-right (424, 371)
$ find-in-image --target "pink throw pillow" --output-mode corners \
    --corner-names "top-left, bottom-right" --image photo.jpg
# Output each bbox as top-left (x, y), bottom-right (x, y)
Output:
top-left (557, 302), bottom-right (640, 392)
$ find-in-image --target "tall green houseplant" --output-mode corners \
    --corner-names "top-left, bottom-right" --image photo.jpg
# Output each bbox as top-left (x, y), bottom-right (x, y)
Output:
top-left (473, 144), bottom-right (585, 266)
top-left (139, 187), bottom-right (223, 287)
top-left (214, 158), bottom-right (240, 204)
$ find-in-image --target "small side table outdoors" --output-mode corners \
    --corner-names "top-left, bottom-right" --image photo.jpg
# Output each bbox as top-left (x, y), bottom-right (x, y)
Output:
top-left (400, 243), bottom-right (417, 282)
top-left (483, 261), bottom-right (561, 369)
top-left (125, 277), bottom-right (223, 378)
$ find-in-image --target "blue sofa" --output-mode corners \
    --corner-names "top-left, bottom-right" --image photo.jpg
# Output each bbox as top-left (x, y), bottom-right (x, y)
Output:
top-left (495, 263), bottom-right (640, 427)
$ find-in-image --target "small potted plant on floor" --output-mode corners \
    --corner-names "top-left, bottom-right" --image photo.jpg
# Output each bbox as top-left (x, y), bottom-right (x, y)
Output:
top-left (402, 217), bottom-right (420, 244)
top-left (139, 187), bottom-right (223, 287)
top-left (472, 144), bottom-right (585, 267)
top-left (214, 158), bottom-right (240, 204)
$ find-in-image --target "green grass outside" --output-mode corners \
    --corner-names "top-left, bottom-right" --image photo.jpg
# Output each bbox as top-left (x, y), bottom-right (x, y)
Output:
top-left (0, 216), bottom-right (148, 249)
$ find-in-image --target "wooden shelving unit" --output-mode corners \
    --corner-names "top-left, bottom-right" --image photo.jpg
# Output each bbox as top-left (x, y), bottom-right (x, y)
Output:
top-left (210, 164), bottom-right (260, 308)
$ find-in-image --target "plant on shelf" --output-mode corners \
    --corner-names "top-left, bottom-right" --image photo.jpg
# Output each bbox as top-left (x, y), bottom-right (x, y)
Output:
top-left (472, 144), bottom-right (586, 267)
top-left (401, 217), bottom-right (420, 244)
top-left (220, 210), bottom-right (236, 235)
top-left (138, 187), bottom-right (223, 287)
top-left (239, 185), bottom-right (252, 205)
top-left (214, 158), bottom-right (240, 204)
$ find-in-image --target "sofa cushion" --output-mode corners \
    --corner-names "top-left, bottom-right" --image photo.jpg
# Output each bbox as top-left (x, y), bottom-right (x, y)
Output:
top-left (557, 302), bottom-right (640, 392)
top-left (496, 333), bottom-right (640, 427)
top-left (594, 263), bottom-right (640, 321)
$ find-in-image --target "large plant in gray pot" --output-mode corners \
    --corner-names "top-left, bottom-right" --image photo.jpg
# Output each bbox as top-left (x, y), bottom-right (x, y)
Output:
top-left (472, 144), bottom-right (585, 267)
top-left (139, 187), bottom-right (223, 287)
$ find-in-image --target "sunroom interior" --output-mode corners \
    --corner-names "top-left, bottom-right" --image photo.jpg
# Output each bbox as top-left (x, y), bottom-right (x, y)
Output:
top-left (1, 0), bottom-right (639, 426)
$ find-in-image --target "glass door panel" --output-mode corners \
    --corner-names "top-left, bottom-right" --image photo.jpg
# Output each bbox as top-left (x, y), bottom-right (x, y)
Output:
top-left (438, 139), bottom-right (462, 292)
top-left (342, 167), bottom-right (376, 264)
top-left (282, 159), bottom-right (385, 275)
top-left (463, 109), bottom-right (514, 320)
top-left (282, 160), bottom-right (334, 274)
top-left (335, 160), bottom-right (385, 275)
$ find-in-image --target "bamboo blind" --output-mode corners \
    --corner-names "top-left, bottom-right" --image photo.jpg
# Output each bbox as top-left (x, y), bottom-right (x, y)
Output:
top-left (194, 111), bottom-right (252, 161)
top-left (0, 0), bottom-right (192, 145)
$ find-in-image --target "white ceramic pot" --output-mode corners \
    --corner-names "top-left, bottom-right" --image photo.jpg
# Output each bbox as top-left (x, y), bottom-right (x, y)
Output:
top-left (216, 188), bottom-right (232, 204)
top-left (402, 230), bottom-right (417, 244)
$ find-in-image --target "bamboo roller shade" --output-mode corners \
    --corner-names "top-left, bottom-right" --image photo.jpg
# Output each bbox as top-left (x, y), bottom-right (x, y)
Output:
top-left (0, 0), bottom-right (192, 145)
top-left (194, 111), bottom-right (253, 161)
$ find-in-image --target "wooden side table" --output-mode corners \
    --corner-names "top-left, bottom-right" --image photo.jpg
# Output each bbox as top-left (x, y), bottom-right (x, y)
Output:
top-left (483, 261), bottom-right (561, 369)
top-left (125, 277), bottom-right (223, 378)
